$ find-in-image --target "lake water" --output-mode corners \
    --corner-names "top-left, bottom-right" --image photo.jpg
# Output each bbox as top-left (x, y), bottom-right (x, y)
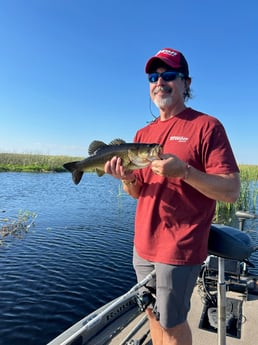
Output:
top-left (0, 172), bottom-right (257, 345)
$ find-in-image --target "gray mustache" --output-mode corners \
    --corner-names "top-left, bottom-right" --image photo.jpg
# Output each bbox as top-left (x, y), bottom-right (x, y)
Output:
top-left (153, 86), bottom-right (172, 94)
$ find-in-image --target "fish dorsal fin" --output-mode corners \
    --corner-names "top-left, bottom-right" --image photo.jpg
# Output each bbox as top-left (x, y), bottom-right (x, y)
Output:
top-left (88, 140), bottom-right (107, 155)
top-left (109, 138), bottom-right (126, 145)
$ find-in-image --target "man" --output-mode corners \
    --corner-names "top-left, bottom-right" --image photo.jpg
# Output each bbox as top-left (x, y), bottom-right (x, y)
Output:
top-left (105, 48), bottom-right (240, 345)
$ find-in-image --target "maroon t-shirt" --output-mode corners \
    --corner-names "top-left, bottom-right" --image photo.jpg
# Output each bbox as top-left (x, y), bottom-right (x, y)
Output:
top-left (133, 108), bottom-right (239, 265)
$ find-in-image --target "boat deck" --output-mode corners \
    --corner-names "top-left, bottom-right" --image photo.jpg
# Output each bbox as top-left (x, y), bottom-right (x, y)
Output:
top-left (110, 286), bottom-right (258, 345)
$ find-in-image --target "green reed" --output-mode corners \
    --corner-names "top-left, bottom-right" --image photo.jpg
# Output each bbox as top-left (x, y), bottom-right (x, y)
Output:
top-left (0, 153), bottom-right (82, 172)
top-left (214, 165), bottom-right (258, 224)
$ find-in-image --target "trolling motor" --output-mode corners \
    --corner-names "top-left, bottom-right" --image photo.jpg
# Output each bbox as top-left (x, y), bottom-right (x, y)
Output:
top-left (199, 212), bottom-right (257, 345)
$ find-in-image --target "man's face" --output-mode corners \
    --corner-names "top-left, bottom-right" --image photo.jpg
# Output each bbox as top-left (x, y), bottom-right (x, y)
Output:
top-left (149, 67), bottom-right (187, 110)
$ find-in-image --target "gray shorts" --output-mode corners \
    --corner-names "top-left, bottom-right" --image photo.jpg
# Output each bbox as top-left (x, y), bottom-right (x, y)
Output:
top-left (133, 247), bottom-right (201, 329)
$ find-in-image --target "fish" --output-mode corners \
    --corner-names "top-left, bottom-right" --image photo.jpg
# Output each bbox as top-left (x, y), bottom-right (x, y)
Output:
top-left (63, 139), bottom-right (162, 185)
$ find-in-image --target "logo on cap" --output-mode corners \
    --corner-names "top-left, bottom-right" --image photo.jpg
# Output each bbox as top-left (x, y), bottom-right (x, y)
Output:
top-left (157, 49), bottom-right (178, 57)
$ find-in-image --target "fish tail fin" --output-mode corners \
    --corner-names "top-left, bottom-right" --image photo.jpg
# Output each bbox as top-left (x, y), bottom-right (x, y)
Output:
top-left (63, 162), bottom-right (84, 185)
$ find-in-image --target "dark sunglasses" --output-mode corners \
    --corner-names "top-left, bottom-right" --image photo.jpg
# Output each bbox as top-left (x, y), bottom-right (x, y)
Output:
top-left (148, 71), bottom-right (184, 83)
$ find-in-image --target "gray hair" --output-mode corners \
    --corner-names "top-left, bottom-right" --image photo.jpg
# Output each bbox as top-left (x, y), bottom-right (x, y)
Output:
top-left (183, 79), bottom-right (192, 102)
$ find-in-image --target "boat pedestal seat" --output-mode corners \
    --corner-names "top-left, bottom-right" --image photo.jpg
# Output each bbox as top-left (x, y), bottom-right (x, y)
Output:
top-left (208, 224), bottom-right (256, 262)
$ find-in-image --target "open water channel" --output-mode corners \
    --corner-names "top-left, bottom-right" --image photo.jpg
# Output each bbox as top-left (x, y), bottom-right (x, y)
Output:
top-left (0, 172), bottom-right (257, 345)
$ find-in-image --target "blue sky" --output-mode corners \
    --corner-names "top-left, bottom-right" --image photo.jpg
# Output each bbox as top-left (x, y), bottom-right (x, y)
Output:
top-left (0, 0), bottom-right (257, 164)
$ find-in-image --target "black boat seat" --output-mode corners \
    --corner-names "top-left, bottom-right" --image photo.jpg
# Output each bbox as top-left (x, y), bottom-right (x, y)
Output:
top-left (208, 224), bottom-right (256, 261)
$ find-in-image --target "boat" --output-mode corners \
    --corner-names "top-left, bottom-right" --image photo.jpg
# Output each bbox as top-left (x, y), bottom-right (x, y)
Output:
top-left (47, 211), bottom-right (258, 345)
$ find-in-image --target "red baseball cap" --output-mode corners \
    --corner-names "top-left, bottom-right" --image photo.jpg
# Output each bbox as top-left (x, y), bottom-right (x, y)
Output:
top-left (145, 48), bottom-right (189, 77)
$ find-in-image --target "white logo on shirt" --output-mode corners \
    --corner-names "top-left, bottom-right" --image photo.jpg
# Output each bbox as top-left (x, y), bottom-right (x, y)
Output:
top-left (169, 136), bottom-right (189, 143)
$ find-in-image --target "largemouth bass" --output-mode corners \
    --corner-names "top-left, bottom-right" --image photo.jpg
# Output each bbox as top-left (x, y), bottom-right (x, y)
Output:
top-left (63, 139), bottom-right (162, 185)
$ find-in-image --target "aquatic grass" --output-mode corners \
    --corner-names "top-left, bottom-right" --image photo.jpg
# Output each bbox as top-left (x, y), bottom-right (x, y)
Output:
top-left (0, 153), bottom-right (82, 172)
top-left (214, 165), bottom-right (258, 224)
top-left (239, 165), bottom-right (258, 181)
top-left (0, 210), bottom-right (37, 245)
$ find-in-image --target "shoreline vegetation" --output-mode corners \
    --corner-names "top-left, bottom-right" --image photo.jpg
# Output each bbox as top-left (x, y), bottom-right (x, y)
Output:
top-left (1, 152), bottom-right (258, 223)
top-left (0, 152), bottom-right (81, 173)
